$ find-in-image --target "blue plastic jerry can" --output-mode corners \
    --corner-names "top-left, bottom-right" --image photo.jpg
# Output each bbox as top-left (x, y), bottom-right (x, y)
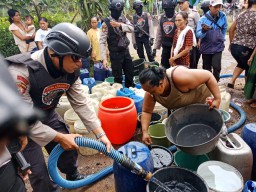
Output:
top-left (113, 141), bottom-right (154, 192)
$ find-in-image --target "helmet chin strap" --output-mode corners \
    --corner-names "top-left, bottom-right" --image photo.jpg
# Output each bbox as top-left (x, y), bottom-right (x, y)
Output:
top-left (51, 53), bottom-right (65, 73)
top-left (58, 56), bottom-right (65, 73)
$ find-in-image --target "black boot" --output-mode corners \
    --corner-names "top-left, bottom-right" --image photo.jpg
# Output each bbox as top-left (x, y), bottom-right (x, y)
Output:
top-left (66, 170), bottom-right (87, 181)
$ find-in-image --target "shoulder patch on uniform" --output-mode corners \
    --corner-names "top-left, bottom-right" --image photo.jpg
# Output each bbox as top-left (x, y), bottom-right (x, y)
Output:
top-left (16, 75), bottom-right (29, 94)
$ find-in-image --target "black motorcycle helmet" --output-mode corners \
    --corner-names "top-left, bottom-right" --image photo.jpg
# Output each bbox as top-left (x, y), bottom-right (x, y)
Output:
top-left (133, 0), bottom-right (144, 9)
top-left (45, 22), bottom-right (91, 58)
top-left (201, 0), bottom-right (210, 14)
top-left (162, 0), bottom-right (177, 9)
top-left (108, 0), bottom-right (124, 10)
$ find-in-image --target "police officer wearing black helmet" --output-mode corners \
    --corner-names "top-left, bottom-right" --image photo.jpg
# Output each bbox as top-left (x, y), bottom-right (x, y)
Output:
top-left (100, 0), bottom-right (134, 87)
top-left (5, 22), bottom-right (112, 192)
top-left (152, 0), bottom-right (177, 69)
top-left (131, 0), bottom-right (155, 62)
top-left (201, 0), bottom-right (210, 14)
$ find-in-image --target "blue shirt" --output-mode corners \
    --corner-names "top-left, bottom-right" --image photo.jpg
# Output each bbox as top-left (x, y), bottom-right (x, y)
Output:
top-left (196, 11), bottom-right (228, 40)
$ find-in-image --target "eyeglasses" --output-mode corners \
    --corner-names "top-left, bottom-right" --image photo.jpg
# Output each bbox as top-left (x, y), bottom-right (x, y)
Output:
top-left (71, 55), bottom-right (81, 62)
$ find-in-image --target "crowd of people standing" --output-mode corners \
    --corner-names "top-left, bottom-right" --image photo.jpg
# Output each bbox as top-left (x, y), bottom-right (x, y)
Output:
top-left (1, 0), bottom-right (256, 191)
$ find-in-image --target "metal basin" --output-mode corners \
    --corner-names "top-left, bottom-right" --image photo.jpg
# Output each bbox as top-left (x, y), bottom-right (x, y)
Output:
top-left (165, 104), bottom-right (223, 155)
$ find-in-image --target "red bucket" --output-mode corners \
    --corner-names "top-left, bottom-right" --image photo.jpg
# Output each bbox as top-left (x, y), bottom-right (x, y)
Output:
top-left (98, 97), bottom-right (137, 144)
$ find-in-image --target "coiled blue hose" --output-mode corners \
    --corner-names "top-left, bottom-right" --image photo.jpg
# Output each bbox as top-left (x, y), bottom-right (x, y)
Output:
top-left (48, 137), bottom-right (126, 189)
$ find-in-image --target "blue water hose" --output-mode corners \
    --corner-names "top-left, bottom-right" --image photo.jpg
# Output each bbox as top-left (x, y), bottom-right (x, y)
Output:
top-left (219, 74), bottom-right (245, 79)
top-left (168, 101), bottom-right (247, 152)
top-left (48, 137), bottom-right (150, 189)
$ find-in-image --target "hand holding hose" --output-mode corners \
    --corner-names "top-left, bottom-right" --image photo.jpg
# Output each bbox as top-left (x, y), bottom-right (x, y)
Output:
top-left (98, 135), bottom-right (112, 153)
top-left (54, 133), bottom-right (81, 150)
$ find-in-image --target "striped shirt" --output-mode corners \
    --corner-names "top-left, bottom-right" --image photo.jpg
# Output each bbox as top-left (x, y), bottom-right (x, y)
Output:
top-left (172, 29), bottom-right (193, 67)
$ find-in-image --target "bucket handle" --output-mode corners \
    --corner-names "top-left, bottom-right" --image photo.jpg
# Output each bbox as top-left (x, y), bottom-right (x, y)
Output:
top-left (149, 121), bottom-right (163, 126)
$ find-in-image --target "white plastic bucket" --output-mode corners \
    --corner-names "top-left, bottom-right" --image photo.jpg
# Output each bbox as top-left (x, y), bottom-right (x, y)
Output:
top-left (64, 108), bottom-right (80, 134)
top-left (153, 102), bottom-right (168, 119)
top-left (74, 120), bottom-right (98, 156)
top-left (197, 161), bottom-right (243, 192)
top-left (218, 85), bottom-right (231, 112)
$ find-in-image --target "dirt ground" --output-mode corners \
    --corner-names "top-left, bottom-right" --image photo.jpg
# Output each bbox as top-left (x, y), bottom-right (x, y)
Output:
top-left (25, 35), bottom-right (256, 192)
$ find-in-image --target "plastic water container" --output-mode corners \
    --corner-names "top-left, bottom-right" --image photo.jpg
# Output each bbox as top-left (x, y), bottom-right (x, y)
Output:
top-left (81, 84), bottom-right (89, 95)
top-left (64, 108), bottom-right (80, 134)
top-left (197, 161), bottom-right (243, 192)
top-left (98, 97), bottom-right (137, 144)
top-left (174, 150), bottom-right (209, 171)
top-left (94, 68), bottom-right (107, 81)
top-left (80, 68), bottom-right (89, 81)
top-left (112, 83), bottom-right (123, 90)
top-left (55, 96), bottom-right (71, 118)
top-left (219, 85), bottom-right (231, 112)
top-left (241, 123), bottom-right (256, 180)
top-left (133, 59), bottom-right (145, 76)
top-left (149, 145), bottom-right (173, 171)
top-left (83, 78), bottom-right (96, 93)
top-left (105, 77), bottom-right (114, 85)
top-left (129, 94), bottom-right (144, 113)
top-left (116, 88), bottom-right (135, 97)
top-left (153, 102), bottom-right (168, 120)
top-left (113, 141), bottom-right (154, 192)
top-left (74, 120), bottom-right (98, 156)
top-left (208, 133), bottom-right (253, 182)
top-left (148, 123), bottom-right (171, 147)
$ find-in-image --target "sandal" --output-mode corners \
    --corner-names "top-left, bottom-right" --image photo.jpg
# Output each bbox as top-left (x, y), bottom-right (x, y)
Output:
top-left (227, 83), bottom-right (234, 89)
top-left (245, 99), bottom-right (256, 104)
top-left (250, 102), bottom-right (256, 108)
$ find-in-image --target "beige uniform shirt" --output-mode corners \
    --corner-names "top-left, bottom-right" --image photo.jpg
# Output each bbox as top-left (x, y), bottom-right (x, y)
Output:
top-left (131, 12), bottom-right (155, 44)
top-left (186, 9), bottom-right (200, 31)
top-left (100, 16), bottom-right (134, 60)
top-left (8, 49), bottom-right (101, 147)
top-left (0, 147), bottom-right (12, 168)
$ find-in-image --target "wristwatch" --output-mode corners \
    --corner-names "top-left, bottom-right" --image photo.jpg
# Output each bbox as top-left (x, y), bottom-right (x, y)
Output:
top-left (96, 131), bottom-right (106, 139)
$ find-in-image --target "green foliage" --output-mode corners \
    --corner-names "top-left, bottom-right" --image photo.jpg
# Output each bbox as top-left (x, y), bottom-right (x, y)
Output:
top-left (77, 0), bottom-right (109, 31)
top-left (0, 17), bottom-right (20, 57)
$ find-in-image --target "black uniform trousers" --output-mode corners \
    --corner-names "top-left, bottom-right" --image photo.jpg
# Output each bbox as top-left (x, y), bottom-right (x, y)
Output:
top-left (190, 46), bottom-right (201, 69)
top-left (136, 35), bottom-right (154, 62)
top-left (110, 49), bottom-right (134, 87)
top-left (202, 52), bottom-right (222, 82)
top-left (23, 110), bottom-right (78, 192)
top-left (0, 161), bottom-right (25, 192)
top-left (161, 46), bottom-right (172, 69)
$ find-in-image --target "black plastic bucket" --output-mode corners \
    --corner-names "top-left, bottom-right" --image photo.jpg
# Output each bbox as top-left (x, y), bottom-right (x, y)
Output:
top-left (137, 112), bottom-right (162, 127)
top-left (146, 167), bottom-right (209, 192)
top-left (133, 59), bottom-right (145, 76)
top-left (165, 104), bottom-right (223, 155)
top-left (149, 145), bottom-right (173, 171)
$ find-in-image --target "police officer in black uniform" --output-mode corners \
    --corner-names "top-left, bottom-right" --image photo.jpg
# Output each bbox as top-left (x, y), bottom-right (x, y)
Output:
top-left (100, 0), bottom-right (134, 87)
top-left (132, 0), bottom-right (155, 62)
top-left (6, 23), bottom-right (111, 192)
top-left (152, 0), bottom-right (177, 69)
top-left (0, 54), bottom-right (34, 192)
